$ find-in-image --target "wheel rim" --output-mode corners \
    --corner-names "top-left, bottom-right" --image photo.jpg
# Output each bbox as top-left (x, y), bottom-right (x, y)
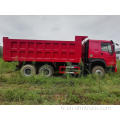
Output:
top-left (41, 68), bottom-right (50, 76)
top-left (24, 68), bottom-right (32, 76)
top-left (95, 69), bottom-right (103, 76)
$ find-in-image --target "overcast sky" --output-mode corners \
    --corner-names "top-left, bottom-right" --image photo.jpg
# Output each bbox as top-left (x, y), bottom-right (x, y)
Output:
top-left (0, 15), bottom-right (120, 48)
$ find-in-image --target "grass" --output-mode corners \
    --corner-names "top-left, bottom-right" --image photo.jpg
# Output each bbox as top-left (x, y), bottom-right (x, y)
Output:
top-left (0, 58), bottom-right (120, 104)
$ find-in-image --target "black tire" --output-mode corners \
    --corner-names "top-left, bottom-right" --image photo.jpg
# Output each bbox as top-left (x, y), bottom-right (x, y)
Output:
top-left (92, 66), bottom-right (105, 77)
top-left (38, 64), bottom-right (54, 77)
top-left (20, 64), bottom-right (36, 77)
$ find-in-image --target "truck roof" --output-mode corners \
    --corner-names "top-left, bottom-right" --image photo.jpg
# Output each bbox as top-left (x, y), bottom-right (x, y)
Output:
top-left (88, 39), bottom-right (112, 43)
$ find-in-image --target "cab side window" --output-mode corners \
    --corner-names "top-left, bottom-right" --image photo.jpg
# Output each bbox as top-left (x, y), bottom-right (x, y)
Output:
top-left (101, 42), bottom-right (112, 53)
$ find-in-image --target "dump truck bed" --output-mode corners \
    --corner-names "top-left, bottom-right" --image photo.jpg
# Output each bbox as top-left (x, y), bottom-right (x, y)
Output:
top-left (3, 36), bottom-right (87, 63)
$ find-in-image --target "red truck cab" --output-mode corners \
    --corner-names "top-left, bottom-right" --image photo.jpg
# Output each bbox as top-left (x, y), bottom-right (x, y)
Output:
top-left (82, 38), bottom-right (117, 75)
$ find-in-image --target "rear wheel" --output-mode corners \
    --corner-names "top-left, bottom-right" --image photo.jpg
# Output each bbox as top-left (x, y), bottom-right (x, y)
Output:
top-left (20, 64), bottom-right (36, 77)
top-left (38, 64), bottom-right (54, 77)
top-left (92, 66), bottom-right (105, 77)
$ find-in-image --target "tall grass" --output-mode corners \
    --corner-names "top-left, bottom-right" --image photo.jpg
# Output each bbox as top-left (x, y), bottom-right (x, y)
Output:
top-left (0, 58), bottom-right (120, 104)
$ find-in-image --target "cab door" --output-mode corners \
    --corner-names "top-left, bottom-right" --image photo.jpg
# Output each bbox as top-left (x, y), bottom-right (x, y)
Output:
top-left (101, 42), bottom-right (115, 66)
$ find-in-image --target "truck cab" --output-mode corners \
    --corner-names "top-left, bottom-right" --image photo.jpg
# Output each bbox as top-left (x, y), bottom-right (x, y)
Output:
top-left (83, 39), bottom-right (117, 76)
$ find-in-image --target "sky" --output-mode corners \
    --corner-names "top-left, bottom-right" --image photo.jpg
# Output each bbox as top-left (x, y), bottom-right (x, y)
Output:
top-left (0, 15), bottom-right (120, 48)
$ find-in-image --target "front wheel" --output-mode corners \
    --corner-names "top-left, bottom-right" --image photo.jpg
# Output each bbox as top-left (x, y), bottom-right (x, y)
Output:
top-left (92, 66), bottom-right (105, 77)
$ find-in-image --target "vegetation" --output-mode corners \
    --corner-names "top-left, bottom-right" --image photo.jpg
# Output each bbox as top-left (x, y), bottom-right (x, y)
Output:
top-left (0, 46), bottom-right (2, 57)
top-left (0, 58), bottom-right (120, 105)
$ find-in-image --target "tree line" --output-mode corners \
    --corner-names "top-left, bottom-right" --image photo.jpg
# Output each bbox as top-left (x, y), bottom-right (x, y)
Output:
top-left (0, 46), bottom-right (3, 57)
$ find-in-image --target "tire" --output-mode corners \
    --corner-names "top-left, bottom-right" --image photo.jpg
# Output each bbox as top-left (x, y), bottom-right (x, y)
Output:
top-left (38, 64), bottom-right (54, 77)
top-left (20, 64), bottom-right (36, 77)
top-left (92, 66), bottom-right (105, 77)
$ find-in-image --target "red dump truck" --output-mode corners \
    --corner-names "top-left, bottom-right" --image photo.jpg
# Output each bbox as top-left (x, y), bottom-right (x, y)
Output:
top-left (3, 36), bottom-right (117, 77)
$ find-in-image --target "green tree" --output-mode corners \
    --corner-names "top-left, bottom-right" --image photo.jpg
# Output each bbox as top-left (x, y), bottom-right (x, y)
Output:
top-left (0, 46), bottom-right (3, 58)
